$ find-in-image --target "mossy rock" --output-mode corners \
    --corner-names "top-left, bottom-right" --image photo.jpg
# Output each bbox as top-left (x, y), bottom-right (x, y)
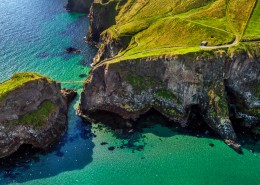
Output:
top-left (10, 101), bottom-right (57, 128)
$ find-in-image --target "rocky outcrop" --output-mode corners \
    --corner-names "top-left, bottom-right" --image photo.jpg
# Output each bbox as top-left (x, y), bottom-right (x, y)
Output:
top-left (0, 73), bottom-right (76, 158)
top-left (79, 47), bottom-right (260, 152)
top-left (66, 0), bottom-right (93, 13)
top-left (61, 88), bottom-right (77, 104)
top-left (87, 0), bottom-right (122, 44)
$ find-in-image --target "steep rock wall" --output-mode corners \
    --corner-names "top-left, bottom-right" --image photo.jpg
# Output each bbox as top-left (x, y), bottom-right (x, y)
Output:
top-left (79, 51), bottom-right (260, 152)
top-left (66, 0), bottom-right (93, 13)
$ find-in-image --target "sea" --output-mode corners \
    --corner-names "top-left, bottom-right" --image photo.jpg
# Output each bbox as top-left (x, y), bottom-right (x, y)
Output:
top-left (0, 0), bottom-right (260, 185)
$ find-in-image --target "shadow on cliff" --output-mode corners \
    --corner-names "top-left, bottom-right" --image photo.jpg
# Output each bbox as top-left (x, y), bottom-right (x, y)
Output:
top-left (0, 99), bottom-right (95, 184)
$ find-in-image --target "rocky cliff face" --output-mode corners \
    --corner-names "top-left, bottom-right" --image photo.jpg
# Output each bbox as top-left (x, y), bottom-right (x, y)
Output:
top-left (79, 47), bottom-right (260, 152)
top-left (87, 0), bottom-right (122, 44)
top-left (66, 0), bottom-right (93, 13)
top-left (80, 0), bottom-right (260, 152)
top-left (0, 73), bottom-right (76, 158)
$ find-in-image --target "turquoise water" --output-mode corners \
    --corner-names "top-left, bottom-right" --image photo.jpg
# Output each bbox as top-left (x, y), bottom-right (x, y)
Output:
top-left (0, 0), bottom-right (260, 185)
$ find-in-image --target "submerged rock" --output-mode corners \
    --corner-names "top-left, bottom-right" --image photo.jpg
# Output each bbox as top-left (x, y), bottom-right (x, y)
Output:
top-left (0, 73), bottom-right (76, 158)
top-left (65, 47), bottom-right (81, 54)
top-left (108, 146), bottom-right (115, 151)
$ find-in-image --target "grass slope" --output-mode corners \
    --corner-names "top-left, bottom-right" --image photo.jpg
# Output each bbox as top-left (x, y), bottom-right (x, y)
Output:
top-left (97, 0), bottom-right (259, 61)
top-left (11, 101), bottom-right (57, 128)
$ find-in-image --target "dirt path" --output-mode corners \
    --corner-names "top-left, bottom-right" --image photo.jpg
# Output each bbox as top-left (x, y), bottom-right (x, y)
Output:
top-left (200, 35), bottom-right (239, 49)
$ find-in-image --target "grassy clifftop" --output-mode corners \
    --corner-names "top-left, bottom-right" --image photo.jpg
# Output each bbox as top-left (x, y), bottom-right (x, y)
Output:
top-left (97, 0), bottom-right (259, 61)
top-left (0, 72), bottom-right (52, 101)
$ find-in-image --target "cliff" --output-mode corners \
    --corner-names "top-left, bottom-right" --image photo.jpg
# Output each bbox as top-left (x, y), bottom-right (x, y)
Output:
top-left (79, 0), bottom-right (260, 152)
top-left (0, 73), bottom-right (76, 158)
top-left (66, 0), bottom-right (93, 13)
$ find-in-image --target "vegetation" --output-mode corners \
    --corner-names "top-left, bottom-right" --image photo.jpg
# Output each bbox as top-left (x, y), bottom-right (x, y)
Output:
top-left (126, 74), bottom-right (158, 92)
top-left (164, 108), bottom-right (183, 118)
top-left (243, 1), bottom-right (260, 41)
top-left (11, 101), bottom-right (57, 128)
top-left (0, 72), bottom-right (51, 102)
top-left (207, 82), bottom-right (229, 119)
top-left (96, 0), bottom-right (259, 62)
top-left (154, 89), bottom-right (181, 104)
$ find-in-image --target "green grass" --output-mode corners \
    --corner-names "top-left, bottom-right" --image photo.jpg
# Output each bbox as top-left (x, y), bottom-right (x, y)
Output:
top-left (11, 101), bottom-right (57, 128)
top-left (95, 0), bottom-right (258, 62)
top-left (243, 1), bottom-right (260, 41)
top-left (227, 0), bottom-right (257, 38)
top-left (0, 72), bottom-right (52, 102)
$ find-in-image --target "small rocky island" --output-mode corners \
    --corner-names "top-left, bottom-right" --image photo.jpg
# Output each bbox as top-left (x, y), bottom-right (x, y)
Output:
top-left (0, 73), bottom-right (76, 158)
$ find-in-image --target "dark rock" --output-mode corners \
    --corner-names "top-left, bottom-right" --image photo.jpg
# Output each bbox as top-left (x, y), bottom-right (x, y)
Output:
top-left (101, 142), bottom-right (108, 145)
top-left (87, 1), bottom-right (120, 45)
top-left (209, 143), bottom-right (215, 147)
top-left (66, 0), bottom-right (92, 13)
top-left (225, 140), bottom-right (243, 154)
top-left (108, 146), bottom-right (115, 151)
top-left (65, 47), bottom-right (81, 54)
top-left (61, 88), bottom-right (77, 104)
top-left (79, 74), bottom-right (87, 78)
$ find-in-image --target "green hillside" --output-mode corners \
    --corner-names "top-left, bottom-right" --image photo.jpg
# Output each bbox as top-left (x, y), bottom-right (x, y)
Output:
top-left (99, 0), bottom-right (259, 61)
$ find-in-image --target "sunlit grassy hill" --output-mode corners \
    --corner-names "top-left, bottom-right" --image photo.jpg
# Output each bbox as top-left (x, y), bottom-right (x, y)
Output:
top-left (98, 0), bottom-right (259, 61)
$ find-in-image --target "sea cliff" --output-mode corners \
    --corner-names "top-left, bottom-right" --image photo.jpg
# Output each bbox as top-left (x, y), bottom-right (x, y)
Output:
top-left (78, 0), bottom-right (260, 152)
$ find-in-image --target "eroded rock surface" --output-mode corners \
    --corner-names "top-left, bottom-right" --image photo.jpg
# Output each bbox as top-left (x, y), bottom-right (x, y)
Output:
top-left (79, 49), bottom-right (260, 152)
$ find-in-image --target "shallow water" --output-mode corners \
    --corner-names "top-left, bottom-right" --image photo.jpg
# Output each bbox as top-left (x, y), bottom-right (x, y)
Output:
top-left (0, 0), bottom-right (260, 185)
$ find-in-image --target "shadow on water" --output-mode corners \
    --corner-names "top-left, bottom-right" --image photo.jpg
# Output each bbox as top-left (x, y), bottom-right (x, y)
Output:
top-left (0, 102), bottom-right (95, 184)
top-left (88, 108), bottom-right (260, 154)
top-left (87, 108), bottom-right (218, 153)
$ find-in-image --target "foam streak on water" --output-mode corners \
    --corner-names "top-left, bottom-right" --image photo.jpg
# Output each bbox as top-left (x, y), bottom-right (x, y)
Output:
top-left (0, 1), bottom-right (260, 185)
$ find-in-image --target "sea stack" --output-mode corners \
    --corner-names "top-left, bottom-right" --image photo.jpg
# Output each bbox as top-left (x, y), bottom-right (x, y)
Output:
top-left (0, 72), bottom-right (76, 158)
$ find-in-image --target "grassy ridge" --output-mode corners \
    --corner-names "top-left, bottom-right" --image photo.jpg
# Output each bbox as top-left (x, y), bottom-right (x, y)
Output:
top-left (0, 72), bottom-right (52, 102)
top-left (97, 0), bottom-right (259, 62)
